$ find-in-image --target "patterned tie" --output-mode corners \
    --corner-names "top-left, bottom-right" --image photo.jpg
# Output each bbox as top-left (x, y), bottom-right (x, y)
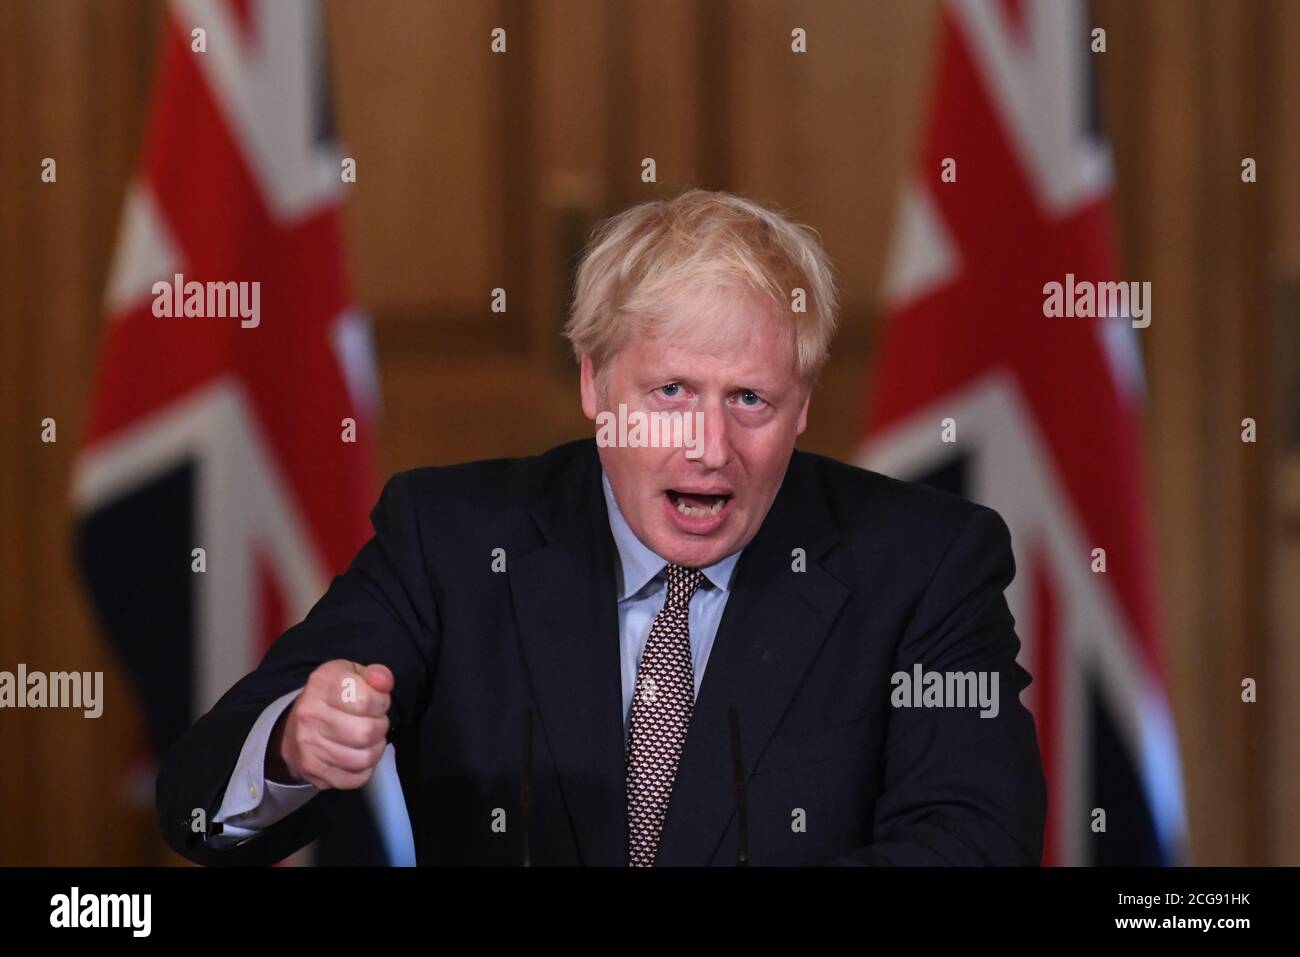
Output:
top-left (626, 563), bottom-right (706, 867)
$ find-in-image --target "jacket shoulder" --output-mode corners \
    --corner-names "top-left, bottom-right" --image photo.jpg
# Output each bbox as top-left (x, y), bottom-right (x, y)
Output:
top-left (394, 439), bottom-right (586, 504)
top-left (790, 449), bottom-right (1006, 551)
top-left (376, 440), bottom-right (593, 550)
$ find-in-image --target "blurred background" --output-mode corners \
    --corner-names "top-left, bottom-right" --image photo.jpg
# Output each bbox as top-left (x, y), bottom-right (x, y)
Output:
top-left (0, 0), bottom-right (1295, 865)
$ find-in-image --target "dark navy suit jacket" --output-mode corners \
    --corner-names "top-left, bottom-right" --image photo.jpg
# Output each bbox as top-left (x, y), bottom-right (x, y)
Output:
top-left (157, 439), bottom-right (1046, 865)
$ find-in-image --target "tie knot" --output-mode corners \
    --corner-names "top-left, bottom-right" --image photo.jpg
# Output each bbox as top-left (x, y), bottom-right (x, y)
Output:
top-left (664, 564), bottom-right (705, 609)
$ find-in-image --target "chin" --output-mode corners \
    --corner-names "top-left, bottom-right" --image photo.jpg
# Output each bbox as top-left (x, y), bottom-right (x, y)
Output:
top-left (650, 529), bottom-right (737, 569)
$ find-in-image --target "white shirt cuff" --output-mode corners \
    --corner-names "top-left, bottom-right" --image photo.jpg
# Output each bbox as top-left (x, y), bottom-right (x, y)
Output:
top-left (210, 688), bottom-right (318, 847)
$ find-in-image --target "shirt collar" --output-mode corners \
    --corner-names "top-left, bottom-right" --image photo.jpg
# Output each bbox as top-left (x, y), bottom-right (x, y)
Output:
top-left (601, 470), bottom-right (743, 600)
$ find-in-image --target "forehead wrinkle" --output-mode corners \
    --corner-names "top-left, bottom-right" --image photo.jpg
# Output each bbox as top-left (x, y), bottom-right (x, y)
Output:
top-left (610, 286), bottom-right (801, 397)
top-left (649, 306), bottom-right (790, 367)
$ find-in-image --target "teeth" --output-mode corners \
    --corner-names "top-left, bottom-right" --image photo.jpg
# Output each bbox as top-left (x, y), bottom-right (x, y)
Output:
top-left (675, 497), bottom-right (725, 518)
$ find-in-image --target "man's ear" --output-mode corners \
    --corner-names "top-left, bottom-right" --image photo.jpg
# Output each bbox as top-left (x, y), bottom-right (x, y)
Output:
top-left (795, 390), bottom-right (811, 435)
top-left (579, 354), bottom-right (599, 421)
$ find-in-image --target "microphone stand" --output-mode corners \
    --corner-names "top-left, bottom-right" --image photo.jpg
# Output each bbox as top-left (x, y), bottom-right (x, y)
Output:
top-left (521, 707), bottom-right (534, 867)
top-left (728, 705), bottom-right (749, 866)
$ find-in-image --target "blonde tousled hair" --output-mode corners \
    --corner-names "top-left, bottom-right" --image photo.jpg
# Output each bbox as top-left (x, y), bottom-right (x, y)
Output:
top-left (564, 189), bottom-right (840, 386)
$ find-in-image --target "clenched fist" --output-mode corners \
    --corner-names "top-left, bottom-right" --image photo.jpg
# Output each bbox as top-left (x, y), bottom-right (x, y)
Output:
top-left (267, 660), bottom-right (393, 790)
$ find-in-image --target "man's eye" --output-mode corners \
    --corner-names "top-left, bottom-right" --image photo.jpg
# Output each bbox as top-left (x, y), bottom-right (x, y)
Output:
top-left (737, 390), bottom-right (764, 407)
top-left (659, 383), bottom-right (682, 398)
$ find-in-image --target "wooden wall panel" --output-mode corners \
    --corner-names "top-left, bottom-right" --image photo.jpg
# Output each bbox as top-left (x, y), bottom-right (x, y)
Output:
top-left (623, 0), bottom-right (704, 188)
top-left (1092, 0), bottom-right (1279, 865)
top-left (0, 0), bottom-right (165, 865)
top-left (1198, 0), bottom-right (1271, 865)
top-left (533, 0), bottom-right (611, 361)
top-left (729, 0), bottom-right (938, 332)
top-left (0, 0), bottom-right (29, 865)
top-left (328, 0), bottom-right (508, 314)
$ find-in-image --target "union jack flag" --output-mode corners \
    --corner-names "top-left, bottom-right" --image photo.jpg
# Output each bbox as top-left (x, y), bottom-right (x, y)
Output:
top-left (862, 0), bottom-right (1187, 865)
top-left (73, 0), bottom-right (412, 865)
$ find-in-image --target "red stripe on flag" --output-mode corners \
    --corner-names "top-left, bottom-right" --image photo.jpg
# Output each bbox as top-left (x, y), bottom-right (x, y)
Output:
top-left (867, 9), bottom-right (1166, 680)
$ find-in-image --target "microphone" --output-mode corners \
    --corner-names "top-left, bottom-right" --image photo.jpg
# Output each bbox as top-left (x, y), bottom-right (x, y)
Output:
top-left (521, 707), bottom-right (534, 867)
top-left (728, 705), bottom-right (749, 866)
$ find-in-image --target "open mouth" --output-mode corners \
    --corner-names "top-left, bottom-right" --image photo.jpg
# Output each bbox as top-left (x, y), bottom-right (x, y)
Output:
top-left (666, 489), bottom-right (732, 519)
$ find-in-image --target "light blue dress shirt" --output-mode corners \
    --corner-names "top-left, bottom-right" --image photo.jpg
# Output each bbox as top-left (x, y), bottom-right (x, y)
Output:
top-left (602, 472), bottom-right (743, 732)
top-left (210, 470), bottom-right (743, 848)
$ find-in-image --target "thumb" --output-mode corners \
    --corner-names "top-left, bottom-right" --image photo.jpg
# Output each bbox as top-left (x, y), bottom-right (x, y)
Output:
top-left (360, 662), bottom-right (394, 694)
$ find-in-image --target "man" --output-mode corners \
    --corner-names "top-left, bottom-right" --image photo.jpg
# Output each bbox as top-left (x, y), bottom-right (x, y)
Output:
top-left (157, 189), bottom-right (1046, 866)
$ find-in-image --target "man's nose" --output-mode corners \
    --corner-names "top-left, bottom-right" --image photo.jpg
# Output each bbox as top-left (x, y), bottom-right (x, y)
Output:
top-left (693, 399), bottom-right (733, 470)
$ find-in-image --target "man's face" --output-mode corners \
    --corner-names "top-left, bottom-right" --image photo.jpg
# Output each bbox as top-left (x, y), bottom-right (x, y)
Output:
top-left (580, 291), bottom-right (810, 568)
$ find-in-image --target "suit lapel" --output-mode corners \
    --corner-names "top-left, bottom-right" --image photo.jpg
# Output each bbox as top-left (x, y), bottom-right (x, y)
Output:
top-left (655, 455), bottom-right (850, 866)
top-left (508, 443), bottom-right (629, 865)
